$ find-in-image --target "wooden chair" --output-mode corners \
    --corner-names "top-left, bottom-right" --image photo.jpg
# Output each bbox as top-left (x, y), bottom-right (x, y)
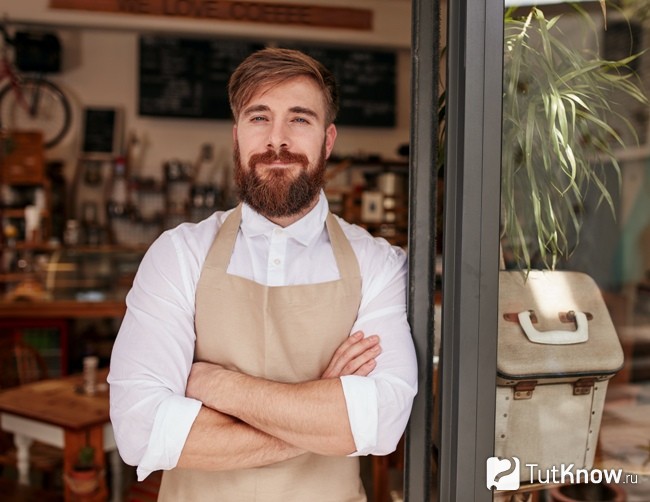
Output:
top-left (0, 338), bottom-right (64, 489)
top-left (0, 338), bottom-right (50, 388)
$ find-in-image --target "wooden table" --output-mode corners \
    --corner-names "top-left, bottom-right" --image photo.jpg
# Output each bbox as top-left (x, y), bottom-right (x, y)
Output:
top-left (0, 368), bottom-right (122, 501)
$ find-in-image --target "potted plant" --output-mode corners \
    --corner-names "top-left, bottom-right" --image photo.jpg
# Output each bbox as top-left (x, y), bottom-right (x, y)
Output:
top-left (438, 5), bottom-right (648, 270)
top-left (64, 444), bottom-right (101, 496)
top-left (499, 5), bottom-right (648, 270)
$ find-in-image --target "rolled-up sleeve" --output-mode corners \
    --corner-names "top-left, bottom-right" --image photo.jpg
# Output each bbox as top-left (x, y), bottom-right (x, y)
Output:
top-left (108, 229), bottom-right (205, 480)
top-left (134, 394), bottom-right (201, 480)
top-left (341, 242), bottom-right (418, 455)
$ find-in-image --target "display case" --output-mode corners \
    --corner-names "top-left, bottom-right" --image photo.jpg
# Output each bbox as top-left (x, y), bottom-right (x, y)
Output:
top-left (0, 246), bottom-right (146, 374)
top-left (44, 246), bottom-right (145, 302)
top-left (1, 245), bottom-right (145, 302)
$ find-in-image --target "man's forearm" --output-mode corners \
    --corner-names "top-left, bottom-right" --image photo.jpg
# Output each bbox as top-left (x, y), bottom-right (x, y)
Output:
top-left (177, 405), bottom-right (305, 470)
top-left (194, 368), bottom-right (356, 456)
top-left (184, 333), bottom-right (380, 459)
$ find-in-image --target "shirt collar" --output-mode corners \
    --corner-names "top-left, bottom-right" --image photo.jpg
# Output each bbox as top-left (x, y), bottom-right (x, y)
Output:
top-left (240, 190), bottom-right (329, 246)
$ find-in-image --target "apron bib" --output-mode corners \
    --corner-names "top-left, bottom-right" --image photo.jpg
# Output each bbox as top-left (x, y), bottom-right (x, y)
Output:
top-left (159, 206), bottom-right (366, 501)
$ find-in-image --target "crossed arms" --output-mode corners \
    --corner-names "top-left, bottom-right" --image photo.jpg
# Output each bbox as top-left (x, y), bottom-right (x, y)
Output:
top-left (177, 331), bottom-right (381, 471)
top-left (109, 224), bottom-right (418, 479)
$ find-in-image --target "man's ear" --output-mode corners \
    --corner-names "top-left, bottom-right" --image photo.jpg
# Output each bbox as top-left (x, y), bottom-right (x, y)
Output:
top-left (324, 124), bottom-right (337, 159)
top-left (232, 124), bottom-right (238, 142)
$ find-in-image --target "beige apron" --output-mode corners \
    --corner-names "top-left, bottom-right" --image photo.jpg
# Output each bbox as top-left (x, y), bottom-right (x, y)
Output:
top-left (159, 205), bottom-right (366, 501)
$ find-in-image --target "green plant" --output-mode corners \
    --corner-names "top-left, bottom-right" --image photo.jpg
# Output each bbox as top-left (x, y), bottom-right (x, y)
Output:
top-left (75, 444), bottom-right (95, 471)
top-left (501, 6), bottom-right (647, 270)
top-left (65, 443), bottom-right (100, 496)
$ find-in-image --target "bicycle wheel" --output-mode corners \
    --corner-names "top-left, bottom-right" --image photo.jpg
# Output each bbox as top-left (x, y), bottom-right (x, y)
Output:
top-left (0, 77), bottom-right (72, 149)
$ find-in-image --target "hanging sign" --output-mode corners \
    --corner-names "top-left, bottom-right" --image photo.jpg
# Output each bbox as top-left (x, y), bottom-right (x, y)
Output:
top-left (49, 0), bottom-right (373, 30)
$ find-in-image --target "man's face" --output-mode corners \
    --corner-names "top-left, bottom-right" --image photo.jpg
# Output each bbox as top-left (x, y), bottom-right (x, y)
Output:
top-left (233, 76), bottom-right (337, 218)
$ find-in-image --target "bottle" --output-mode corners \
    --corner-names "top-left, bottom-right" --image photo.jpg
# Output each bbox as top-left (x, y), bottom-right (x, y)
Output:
top-left (83, 355), bottom-right (99, 396)
top-left (64, 219), bottom-right (82, 247)
top-left (81, 201), bottom-right (102, 246)
top-left (107, 156), bottom-right (129, 218)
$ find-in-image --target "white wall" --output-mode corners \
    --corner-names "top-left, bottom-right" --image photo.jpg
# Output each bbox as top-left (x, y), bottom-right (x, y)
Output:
top-left (0, 0), bottom-right (412, 183)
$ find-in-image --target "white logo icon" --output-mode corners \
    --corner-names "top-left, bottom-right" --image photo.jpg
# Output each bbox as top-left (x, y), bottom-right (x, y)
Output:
top-left (486, 456), bottom-right (520, 491)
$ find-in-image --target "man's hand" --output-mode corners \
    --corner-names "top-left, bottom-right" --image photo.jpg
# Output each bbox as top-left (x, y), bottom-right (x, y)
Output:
top-left (321, 331), bottom-right (381, 379)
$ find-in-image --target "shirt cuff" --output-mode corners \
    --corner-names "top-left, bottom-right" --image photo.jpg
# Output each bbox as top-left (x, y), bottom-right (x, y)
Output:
top-left (340, 375), bottom-right (378, 456)
top-left (136, 395), bottom-right (202, 481)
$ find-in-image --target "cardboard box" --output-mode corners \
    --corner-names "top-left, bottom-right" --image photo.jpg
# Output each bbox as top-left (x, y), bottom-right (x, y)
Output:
top-left (1, 130), bottom-right (45, 184)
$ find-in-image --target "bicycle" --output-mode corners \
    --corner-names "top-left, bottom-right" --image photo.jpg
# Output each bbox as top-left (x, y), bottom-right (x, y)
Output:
top-left (0, 24), bottom-right (72, 149)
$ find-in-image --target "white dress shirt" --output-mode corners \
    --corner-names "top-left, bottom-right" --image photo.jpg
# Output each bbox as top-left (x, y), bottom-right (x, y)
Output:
top-left (108, 191), bottom-right (417, 481)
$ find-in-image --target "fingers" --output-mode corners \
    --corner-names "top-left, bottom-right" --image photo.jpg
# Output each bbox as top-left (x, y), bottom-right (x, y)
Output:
top-left (321, 331), bottom-right (382, 379)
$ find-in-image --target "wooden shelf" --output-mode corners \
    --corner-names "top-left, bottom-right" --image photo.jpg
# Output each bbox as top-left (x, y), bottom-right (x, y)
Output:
top-left (0, 300), bottom-right (126, 319)
top-left (0, 273), bottom-right (33, 284)
top-left (0, 172), bottom-right (52, 251)
top-left (56, 244), bottom-right (149, 254)
top-left (0, 208), bottom-right (50, 217)
top-left (13, 242), bottom-right (59, 252)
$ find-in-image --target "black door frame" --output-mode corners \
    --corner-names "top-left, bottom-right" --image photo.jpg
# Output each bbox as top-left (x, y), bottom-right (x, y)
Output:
top-left (403, 0), bottom-right (439, 498)
top-left (405, 0), bottom-right (504, 500)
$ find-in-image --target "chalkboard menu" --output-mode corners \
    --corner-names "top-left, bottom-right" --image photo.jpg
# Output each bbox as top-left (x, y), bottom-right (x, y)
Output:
top-left (81, 107), bottom-right (121, 157)
top-left (138, 37), bottom-right (396, 127)
top-left (139, 37), bottom-right (263, 120)
top-left (290, 45), bottom-right (396, 127)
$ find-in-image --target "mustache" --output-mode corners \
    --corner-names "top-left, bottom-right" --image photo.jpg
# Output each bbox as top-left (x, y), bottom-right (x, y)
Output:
top-left (248, 149), bottom-right (309, 169)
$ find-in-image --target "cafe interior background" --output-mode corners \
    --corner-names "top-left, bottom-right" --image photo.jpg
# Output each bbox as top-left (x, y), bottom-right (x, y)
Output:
top-left (0, 0), bottom-right (648, 501)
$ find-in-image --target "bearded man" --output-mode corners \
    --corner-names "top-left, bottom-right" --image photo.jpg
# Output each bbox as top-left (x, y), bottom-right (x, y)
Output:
top-left (109, 48), bottom-right (417, 501)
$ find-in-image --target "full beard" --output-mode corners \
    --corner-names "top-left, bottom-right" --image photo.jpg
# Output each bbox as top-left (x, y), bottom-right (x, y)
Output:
top-left (234, 143), bottom-right (327, 218)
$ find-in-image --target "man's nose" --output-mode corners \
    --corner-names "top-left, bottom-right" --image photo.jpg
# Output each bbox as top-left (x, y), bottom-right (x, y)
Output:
top-left (267, 121), bottom-right (290, 150)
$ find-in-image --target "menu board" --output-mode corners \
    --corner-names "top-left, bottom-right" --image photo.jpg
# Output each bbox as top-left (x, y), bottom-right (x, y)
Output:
top-left (139, 36), bottom-right (263, 120)
top-left (81, 107), bottom-right (121, 157)
top-left (291, 44), bottom-right (396, 127)
top-left (138, 36), bottom-right (396, 127)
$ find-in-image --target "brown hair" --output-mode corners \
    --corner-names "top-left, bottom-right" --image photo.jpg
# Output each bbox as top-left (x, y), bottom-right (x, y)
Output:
top-left (228, 47), bottom-right (339, 125)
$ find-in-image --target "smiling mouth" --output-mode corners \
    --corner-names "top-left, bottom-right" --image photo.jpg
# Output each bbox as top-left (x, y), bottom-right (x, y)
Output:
top-left (258, 161), bottom-right (300, 170)
top-left (249, 149), bottom-right (310, 171)
top-left (271, 162), bottom-right (296, 168)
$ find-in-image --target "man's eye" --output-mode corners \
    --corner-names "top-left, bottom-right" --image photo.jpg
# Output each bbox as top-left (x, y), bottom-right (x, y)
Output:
top-left (251, 116), bottom-right (267, 122)
top-left (293, 117), bottom-right (309, 123)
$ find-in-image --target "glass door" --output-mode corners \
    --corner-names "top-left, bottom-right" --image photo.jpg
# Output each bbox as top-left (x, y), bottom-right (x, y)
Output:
top-left (408, 1), bottom-right (648, 501)
top-left (492, 1), bottom-right (650, 501)
top-left (406, 0), bottom-right (504, 500)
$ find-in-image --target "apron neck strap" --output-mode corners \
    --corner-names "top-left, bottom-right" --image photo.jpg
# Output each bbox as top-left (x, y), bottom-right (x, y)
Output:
top-left (325, 212), bottom-right (360, 280)
top-left (205, 204), bottom-right (360, 280)
top-left (204, 204), bottom-right (243, 270)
